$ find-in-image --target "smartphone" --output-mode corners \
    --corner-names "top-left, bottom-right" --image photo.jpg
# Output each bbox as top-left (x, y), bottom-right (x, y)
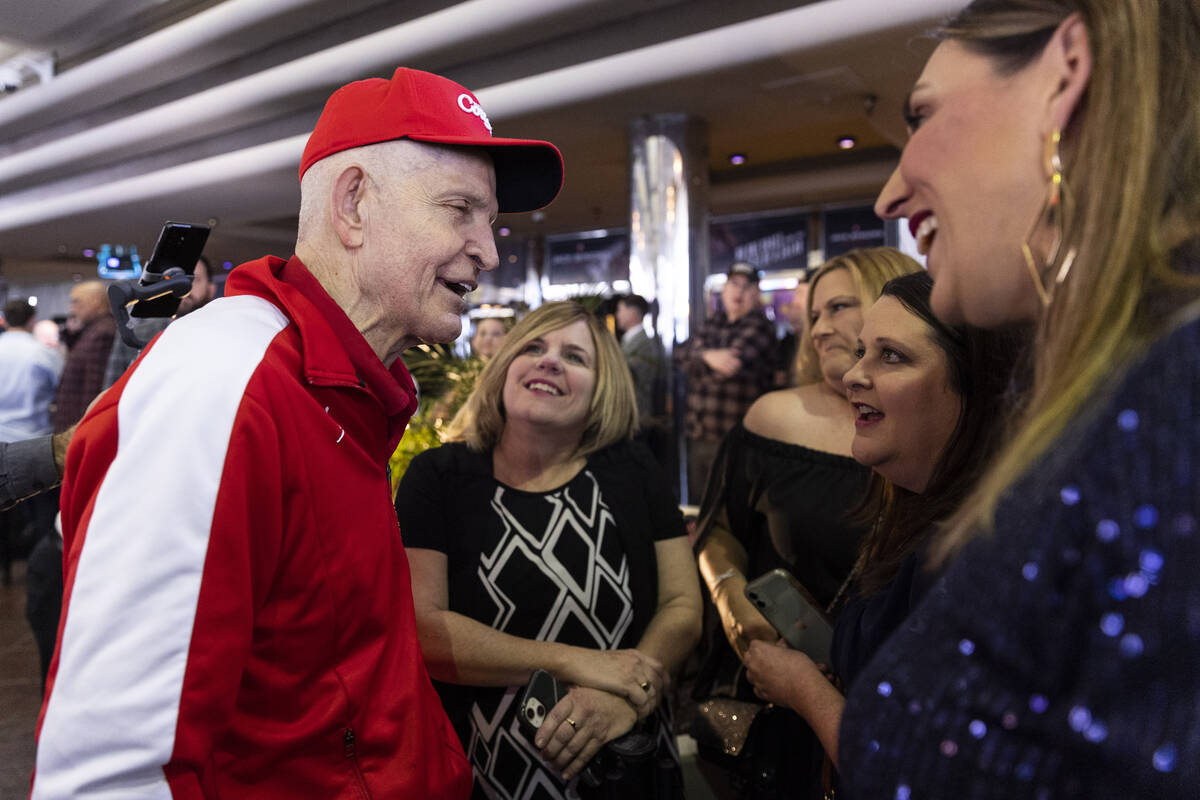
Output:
top-left (131, 221), bottom-right (211, 318)
top-left (744, 568), bottom-right (833, 663)
top-left (518, 669), bottom-right (565, 739)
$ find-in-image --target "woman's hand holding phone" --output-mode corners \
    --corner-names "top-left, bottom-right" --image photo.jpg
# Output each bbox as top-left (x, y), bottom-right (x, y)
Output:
top-left (536, 686), bottom-right (636, 781)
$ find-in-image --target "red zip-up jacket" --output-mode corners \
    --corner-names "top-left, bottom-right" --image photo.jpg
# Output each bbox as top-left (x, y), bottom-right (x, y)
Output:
top-left (33, 255), bottom-right (471, 799)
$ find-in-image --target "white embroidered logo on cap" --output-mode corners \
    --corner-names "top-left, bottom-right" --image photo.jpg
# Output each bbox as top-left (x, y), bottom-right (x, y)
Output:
top-left (457, 93), bottom-right (492, 133)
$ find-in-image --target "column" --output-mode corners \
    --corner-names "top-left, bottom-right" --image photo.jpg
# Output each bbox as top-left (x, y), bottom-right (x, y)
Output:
top-left (628, 113), bottom-right (709, 500)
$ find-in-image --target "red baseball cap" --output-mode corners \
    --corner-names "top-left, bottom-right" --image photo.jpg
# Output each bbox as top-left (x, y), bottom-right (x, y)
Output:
top-left (299, 67), bottom-right (563, 213)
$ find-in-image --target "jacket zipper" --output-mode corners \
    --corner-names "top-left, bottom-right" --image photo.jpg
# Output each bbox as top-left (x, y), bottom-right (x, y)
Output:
top-left (344, 727), bottom-right (372, 799)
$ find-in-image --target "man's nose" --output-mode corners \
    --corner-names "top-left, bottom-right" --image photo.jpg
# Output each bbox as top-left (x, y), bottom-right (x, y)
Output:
top-left (469, 221), bottom-right (500, 273)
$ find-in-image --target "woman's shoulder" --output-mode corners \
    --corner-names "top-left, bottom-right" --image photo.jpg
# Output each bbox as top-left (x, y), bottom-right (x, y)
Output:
top-left (407, 440), bottom-right (491, 477)
top-left (588, 438), bottom-right (660, 475)
top-left (743, 384), bottom-right (855, 456)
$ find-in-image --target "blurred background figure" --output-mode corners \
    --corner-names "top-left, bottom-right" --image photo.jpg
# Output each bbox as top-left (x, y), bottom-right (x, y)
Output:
top-left (773, 277), bottom-right (810, 388)
top-left (50, 280), bottom-right (115, 433)
top-left (688, 247), bottom-right (916, 799)
top-left (0, 298), bottom-right (64, 586)
top-left (0, 299), bottom-right (62, 444)
top-left (469, 315), bottom-right (509, 361)
top-left (398, 301), bottom-right (700, 799)
top-left (32, 319), bottom-right (62, 352)
top-left (675, 262), bottom-right (776, 502)
top-left (615, 293), bottom-right (667, 461)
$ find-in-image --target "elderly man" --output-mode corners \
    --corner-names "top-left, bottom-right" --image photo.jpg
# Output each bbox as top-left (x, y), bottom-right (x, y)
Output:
top-left (50, 280), bottom-right (116, 433)
top-left (33, 68), bottom-right (561, 799)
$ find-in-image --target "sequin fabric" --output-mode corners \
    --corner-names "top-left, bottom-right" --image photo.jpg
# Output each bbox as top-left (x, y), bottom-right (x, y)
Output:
top-left (839, 315), bottom-right (1200, 799)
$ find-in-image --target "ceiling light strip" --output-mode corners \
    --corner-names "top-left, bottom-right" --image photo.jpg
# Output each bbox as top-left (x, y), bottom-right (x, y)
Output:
top-left (0, 0), bottom-right (324, 128)
top-left (0, 0), bottom-right (965, 228)
top-left (0, 0), bottom-right (610, 184)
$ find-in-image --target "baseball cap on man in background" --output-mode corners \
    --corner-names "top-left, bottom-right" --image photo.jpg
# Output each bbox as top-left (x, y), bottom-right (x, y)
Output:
top-left (727, 261), bottom-right (761, 284)
top-left (722, 261), bottom-right (762, 322)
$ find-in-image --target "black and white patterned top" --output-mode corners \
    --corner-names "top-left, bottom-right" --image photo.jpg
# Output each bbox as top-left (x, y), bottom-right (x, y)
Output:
top-left (397, 441), bottom-right (685, 800)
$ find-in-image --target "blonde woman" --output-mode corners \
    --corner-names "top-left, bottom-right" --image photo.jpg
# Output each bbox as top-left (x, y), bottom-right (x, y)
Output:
top-left (396, 301), bottom-right (701, 799)
top-left (843, 1), bottom-right (1200, 797)
top-left (691, 247), bottom-right (917, 799)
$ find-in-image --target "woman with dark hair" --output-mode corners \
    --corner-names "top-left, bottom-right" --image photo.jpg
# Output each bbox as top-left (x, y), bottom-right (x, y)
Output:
top-left (839, 1), bottom-right (1200, 796)
top-left (743, 270), bottom-right (1021, 771)
top-left (397, 301), bottom-right (701, 799)
top-left (690, 247), bottom-right (918, 798)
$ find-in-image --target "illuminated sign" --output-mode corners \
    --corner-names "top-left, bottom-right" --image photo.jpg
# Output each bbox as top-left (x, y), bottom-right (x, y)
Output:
top-left (96, 244), bottom-right (142, 279)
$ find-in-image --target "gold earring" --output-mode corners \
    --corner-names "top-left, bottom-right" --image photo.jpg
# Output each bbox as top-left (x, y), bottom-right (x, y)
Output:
top-left (1021, 129), bottom-right (1077, 307)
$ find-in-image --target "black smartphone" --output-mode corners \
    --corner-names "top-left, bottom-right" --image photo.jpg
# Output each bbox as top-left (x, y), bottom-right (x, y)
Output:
top-left (131, 221), bottom-right (210, 318)
top-left (518, 669), bottom-right (564, 739)
top-left (744, 568), bottom-right (834, 663)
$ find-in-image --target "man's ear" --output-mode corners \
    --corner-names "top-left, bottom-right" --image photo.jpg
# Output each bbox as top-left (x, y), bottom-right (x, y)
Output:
top-left (1041, 13), bottom-right (1092, 135)
top-left (330, 164), bottom-right (368, 249)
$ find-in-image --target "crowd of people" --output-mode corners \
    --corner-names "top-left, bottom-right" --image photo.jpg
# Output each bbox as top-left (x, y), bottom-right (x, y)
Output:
top-left (0, 1), bottom-right (1196, 797)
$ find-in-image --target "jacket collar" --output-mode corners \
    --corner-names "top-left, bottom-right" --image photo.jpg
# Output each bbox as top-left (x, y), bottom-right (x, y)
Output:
top-left (225, 255), bottom-right (418, 442)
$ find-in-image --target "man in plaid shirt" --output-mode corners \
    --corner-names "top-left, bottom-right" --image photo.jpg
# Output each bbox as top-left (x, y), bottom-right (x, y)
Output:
top-left (676, 262), bottom-right (776, 501)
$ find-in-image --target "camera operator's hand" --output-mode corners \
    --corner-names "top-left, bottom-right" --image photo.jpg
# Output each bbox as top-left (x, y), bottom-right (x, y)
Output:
top-left (535, 686), bottom-right (637, 781)
top-left (555, 647), bottom-right (667, 714)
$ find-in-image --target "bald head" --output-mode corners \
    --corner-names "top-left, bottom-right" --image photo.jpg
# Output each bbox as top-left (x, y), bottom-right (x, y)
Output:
top-left (297, 138), bottom-right (444, 250)
top-left (69, 281), bottom-right (110, 328)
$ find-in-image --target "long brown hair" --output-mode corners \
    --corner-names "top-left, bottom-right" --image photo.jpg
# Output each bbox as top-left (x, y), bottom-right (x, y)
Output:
top-left (933, 0), bottom-right (1200, 561)
top-left (854, 272), bottom-right (1024, 595)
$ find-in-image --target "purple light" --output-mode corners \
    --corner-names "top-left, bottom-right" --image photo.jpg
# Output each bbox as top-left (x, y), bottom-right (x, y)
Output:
top-left (498, 226), bottom-right (511, 237)
top-left (837, 136), bottom-right (857, 150)
top-left (83, 248), bottom-right (96, 258)
top-left (729, 153), bottom-right (747, 165)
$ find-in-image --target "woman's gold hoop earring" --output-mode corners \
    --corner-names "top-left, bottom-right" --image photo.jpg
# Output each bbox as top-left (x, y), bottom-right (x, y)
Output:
top-left (1021, 129), bottom-right (1077, 307)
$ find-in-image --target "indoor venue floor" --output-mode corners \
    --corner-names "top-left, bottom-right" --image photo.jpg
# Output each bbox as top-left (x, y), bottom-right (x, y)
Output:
top-left (0, 560), bottom-right (716, 799)
top-left (1, 562), bottom-right (40, 800)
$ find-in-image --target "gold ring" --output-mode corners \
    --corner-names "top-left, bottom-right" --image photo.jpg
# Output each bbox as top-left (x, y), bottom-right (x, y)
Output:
top-left (566, 718), bottom-right (577, 729)
top-left (640, 681), bottom-right (650, 691)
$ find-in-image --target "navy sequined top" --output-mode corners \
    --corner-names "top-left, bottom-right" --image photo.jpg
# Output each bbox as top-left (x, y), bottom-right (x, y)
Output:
top-left (839, 312), bottom-right (1200, 799)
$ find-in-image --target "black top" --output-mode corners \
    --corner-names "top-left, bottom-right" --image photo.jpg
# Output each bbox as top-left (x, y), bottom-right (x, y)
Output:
top-left (690, 421), bottom-right (870, 799)
top-left (839, 313), bottom-right (1200, 799)
top-left (696, 421), bottom-right (870, 630)
top-left (830, 549), bottom-right (937, 691)
top-left (396, 439), bottom-right (685, 799)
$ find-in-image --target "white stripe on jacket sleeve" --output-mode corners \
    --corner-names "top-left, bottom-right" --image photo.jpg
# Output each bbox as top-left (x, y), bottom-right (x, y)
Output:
top-left (33, 295), bottom-right (289, 799)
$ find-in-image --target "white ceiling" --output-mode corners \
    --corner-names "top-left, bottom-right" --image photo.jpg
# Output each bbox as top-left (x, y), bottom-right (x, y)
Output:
top-left (0, 0), bottom-right (959, 284)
